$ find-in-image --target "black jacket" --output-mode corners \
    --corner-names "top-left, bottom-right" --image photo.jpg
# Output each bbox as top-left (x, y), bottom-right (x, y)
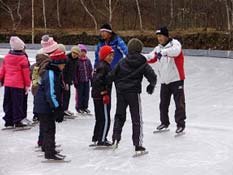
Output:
top-left (63, 53), bottom-right (77, 84)
top-left (34, 63), bottom-right (64, 114)
top-left (91, 60), bottom-right (112, 99)
top-left (109, 53), bottom-right (157, 94)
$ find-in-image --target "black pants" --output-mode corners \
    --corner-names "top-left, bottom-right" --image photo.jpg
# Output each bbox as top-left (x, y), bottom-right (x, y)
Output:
top-left (3, 87), bottom-right (25, 124)
top-left (112, 93), bottom-right (143, 146)
top-left (92, 99), bottom-right (111, 143)
top-left (63, 84), bottom-right (71, 111)
top-left (76, 82), bottom-right (90, 110)
top-left (39, 113), bottom-right (56, 157)
top-left (160, 80), bottom-right (186, 127)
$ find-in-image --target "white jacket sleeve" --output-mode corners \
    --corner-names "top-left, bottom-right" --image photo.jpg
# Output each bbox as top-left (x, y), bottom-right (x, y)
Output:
top-left (161, 39), bottom-right (182, 57)
top-left (143, 47), bottom-right (159, 60)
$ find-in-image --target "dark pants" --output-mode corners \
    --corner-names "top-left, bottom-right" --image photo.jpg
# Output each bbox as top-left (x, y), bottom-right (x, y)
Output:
top-left (92, 99), bottom-right (111, 143)
top-left (3, 87), bottom-right (25, 124)
top-left (38, 115), bottom-right (44, 146)
top-left (39, 113), bottom-right (56, 157)
top-left (112, 93), bottom-right (143, 146)
top-left (63, 84), bottom-right (71, 111)
top-left (76, 82), bottom-right (90, 110)
top-left (23, 94), bottom-right (28, 119)
top-left (160, 80), bottom-right (186, 128)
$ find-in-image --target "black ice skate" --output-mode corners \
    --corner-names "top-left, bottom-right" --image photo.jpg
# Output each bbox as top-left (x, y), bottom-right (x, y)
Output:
top-left (174, 126), bottom-right (185, 137)
top-left (94, 141), bottom-right (113, 150)
top-left (89, 141), bottom-right (97, 147)
top-left (153, 124), bottom-right (169, 133)
top-left (133, 146), bottom-right (149, 157)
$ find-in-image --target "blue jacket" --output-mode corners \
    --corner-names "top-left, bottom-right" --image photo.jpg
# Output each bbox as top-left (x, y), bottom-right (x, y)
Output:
top-left (33, 64), bottom-right (63, 114)
top-left (94, 34), bottom-right (128, 68)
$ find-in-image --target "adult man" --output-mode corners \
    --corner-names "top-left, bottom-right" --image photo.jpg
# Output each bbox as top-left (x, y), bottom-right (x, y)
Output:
top-left (94, 23), bottom-right (128, 68)
top-left (145, 27), bottom-right (186, 133)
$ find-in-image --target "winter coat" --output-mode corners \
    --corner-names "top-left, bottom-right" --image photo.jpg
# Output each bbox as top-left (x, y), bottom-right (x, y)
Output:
top-left (94, 34), bottom-right (128, 68)
top-left (33, 63), bottom-right (63, 114)
top-left (62, 53), bottom-right (78, 85)
top-left (91, 60), bottom-right (112, 99)
top-left (31, 53), bottom-right (50, 95)
top-left (0, 50), bottom-right (31, 89)
top-left (74, 56), bottom-right (93, 85)
top-left (109, 53), bottom-right (157, 94)
top-left (145, 38), bottom-right (185, 85)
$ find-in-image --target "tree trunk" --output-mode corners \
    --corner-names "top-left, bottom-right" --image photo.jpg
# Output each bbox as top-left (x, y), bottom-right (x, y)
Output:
top-left (80, 0), bottom-right (98, 34)
top-left (109, 0), bottom-right (112, 24)
top-left (169, 0), bottom-right (174, 27)
top-left (57, 0), bottom-right (62, 27)
top-left (224, 0), bottom-right (231, 30)
top-left (135, 0), bottom-right (143, 32)
top-left (32, 0), bottom-right (35, 44)
top-left (42, 0), bottom-right (47, 32)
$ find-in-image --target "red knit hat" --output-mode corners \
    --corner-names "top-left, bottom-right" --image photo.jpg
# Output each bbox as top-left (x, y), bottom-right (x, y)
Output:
top-left (49, 50), bottom-right (67, 64)
top-left (99, 45), bottom-right (114, 60)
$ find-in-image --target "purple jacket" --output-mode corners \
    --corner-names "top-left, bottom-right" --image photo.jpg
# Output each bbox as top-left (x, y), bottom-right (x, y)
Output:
top-left (75, 57), bottom-right (93, 84)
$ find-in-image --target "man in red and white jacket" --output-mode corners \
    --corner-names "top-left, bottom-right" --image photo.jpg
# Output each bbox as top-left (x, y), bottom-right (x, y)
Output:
top-left (145, 27), bottom-right (186, 134)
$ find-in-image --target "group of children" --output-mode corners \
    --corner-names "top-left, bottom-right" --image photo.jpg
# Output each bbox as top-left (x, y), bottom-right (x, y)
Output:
top-left (0, 26), bottom-right (186, 160)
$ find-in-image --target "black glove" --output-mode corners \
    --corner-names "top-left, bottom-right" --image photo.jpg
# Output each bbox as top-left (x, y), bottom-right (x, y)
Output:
top-left (146, 84), bottom-right (155, 95)
top-left (53, 107), bottom-right (64, 123)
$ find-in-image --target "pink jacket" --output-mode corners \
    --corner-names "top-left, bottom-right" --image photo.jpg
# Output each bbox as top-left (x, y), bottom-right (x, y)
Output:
top-left (0, 52), bottom-right (31, 89)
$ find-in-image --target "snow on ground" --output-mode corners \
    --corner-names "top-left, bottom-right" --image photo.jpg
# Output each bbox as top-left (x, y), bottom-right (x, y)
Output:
top-left (0, 49), bottom-right (233, 175)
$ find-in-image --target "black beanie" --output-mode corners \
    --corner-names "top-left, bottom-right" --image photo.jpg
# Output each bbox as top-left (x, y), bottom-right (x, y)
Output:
top-left (100, 23), bottom-right (113, 33)
top-left (156, 27), bottom-right (169, 37)
top-left (127, 38), bottom-right (143, 54)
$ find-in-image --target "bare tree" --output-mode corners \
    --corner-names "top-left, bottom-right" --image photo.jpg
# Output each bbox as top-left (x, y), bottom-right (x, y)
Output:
top-left (57, 0), bottom-right (62, 27)
top-left (0, 0), bottom-right (22, 32)
top-left (224, 0), bottom-right (231, 30)
top-left (32, 0), bottom-right (35, 43)
top-left (169, 0), bottom-right (174, 27)
top-left (135, 0), bottom-right (143, 32)
top-left (42, 0), bottom-right (47, 32)
top-left (80, 0), bottom-right (98, 34)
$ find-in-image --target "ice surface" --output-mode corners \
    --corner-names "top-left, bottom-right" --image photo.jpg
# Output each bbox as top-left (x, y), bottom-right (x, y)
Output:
top-left (0, 50), bottom-right (233, 175)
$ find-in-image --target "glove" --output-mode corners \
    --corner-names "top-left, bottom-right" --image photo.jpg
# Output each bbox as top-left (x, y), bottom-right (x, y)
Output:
top-left (25, 86), bottom-right (30, 95)
top-left (157, 52), bottom-right (162, 60)
top-left (146, 84), bottom-right (155, 95)
top-left (65, 84), bottom-right (69, 91)
top-left (103, 95), bottom-right (110, 104)
top-left (53, 107), bottom-right (64, 123)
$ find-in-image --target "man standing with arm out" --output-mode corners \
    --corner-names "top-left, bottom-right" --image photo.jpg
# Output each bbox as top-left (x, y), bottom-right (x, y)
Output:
top-left (145, 27), bottom-right (187, 134)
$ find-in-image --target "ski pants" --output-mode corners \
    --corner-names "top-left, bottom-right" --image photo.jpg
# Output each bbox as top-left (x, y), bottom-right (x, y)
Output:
top-left (92, 99), bottom-right (111, 143)
top-left (39, 113), bottom-right (56, 157)
top-left (75, 82), bottom-right (90, 111)
top-left (112, 93), bottom-right (143, 146)
top-left (160, 80), bottom-right (186, 128)
top-left (3, 87), bottom-right (25, 124)
top-left (63, 84), bottom-right (71, 111)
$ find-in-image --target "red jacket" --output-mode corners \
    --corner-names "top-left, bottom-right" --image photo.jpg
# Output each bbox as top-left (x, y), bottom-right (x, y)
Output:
top-left (0, 51), bottom-right (31, 89)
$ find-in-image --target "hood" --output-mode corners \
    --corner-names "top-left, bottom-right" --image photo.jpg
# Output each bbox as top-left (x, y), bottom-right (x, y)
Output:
top-left (35, 54), bottom-right (50, 76)
top-left (125, 53), bottom-right (147, 68)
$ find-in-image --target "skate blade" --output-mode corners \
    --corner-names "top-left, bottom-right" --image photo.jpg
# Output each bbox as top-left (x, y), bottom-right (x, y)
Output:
top-left (89, 143), bottom-right (97, 147)
top-left (153, 129), bottom-right (170, 134)
top-left (13, 127), bottom-right (31, 131)
top-left (38, 153), bottom-right (66, 158)
top-left (2, 127), bottom-right (14, 130)
top-left (41, 159), bottom-right (71, 163)
top-left (93, 146), bottom-right (113, 150)
top-left (174, 132), bottom-right (186, 138)
top-left (133, 151), bottom-right (149, 158)
top-left (64, 115), bottom-right (76, 119)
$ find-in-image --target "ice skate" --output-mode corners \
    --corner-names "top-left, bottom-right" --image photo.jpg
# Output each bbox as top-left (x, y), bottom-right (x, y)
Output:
top-left (133, 146), bottom-right (149, 157)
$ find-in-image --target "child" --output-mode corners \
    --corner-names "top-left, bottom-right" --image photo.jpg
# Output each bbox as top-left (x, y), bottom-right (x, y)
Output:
top-left (0, 36), bottom-right (31, 128)
top-left (74, 44), bottom-right (93, 114)
top-left (110, 38), bottom-right (157, 153)
top-left (32, 35), bottom-right (58, 148)
top-left (33, 49), bottom-right (66, 160)
top-left (91, 45), bottom-right (114, 146)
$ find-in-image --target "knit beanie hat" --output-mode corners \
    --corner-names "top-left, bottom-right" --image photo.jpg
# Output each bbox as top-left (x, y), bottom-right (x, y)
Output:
top-left (127, 38), bottom-right (143, 54)
top-left (100, 23), bottom-right (113, 33)
top-left (71, 46), bottom-right (81, 55)
top-left (41, 35), bottom-right (58, 54)
top-left (49, 50), bottom-right (67, 64)
top-left (99, 45), bottom-right (114, 60)
top-left (10, 36), bottom-right (25, 51)
top-left (57, 43), bottom-right (66, 53)
top-left (78, 44), bottom-right (87, 53)
top-left (155, 27), bottom-right (169, 37)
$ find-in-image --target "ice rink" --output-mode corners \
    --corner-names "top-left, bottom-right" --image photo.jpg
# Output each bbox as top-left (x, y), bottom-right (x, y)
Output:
top-left (0, 49), bottom-right (233, 175)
